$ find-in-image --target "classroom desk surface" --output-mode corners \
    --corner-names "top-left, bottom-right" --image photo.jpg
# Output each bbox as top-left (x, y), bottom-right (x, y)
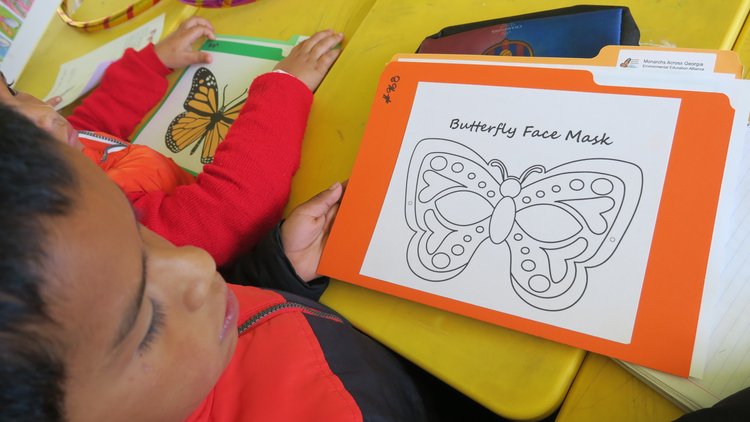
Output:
top-left (15, 1), bottom-right (750, 420)
top-left (16, 0), bottom-right (376, 99)
top-left (556, 354), bottom-right (684, 422)
top-left (734, 10), bottom-right (750, 77)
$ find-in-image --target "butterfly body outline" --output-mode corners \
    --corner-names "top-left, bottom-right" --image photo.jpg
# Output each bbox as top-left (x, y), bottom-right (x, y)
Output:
top-left (165, 67), bottom-right (247, 164)
top-left (404, 138), bottom-right (643, 311)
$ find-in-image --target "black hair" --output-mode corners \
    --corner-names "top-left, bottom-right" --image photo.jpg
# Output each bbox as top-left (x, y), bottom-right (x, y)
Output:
top-left (0, 103), bottom-right (77, 420)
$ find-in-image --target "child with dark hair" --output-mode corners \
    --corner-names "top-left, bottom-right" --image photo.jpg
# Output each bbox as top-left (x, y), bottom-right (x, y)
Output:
top-left (0, 17), bottom-right (343, 268)
top-left (0, 104), bottom-right (429, 421)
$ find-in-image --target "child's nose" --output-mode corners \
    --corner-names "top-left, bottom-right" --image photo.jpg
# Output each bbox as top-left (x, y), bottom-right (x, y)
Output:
top-left (25, 104), bottom-right (61, 132)
top-left (171, 245), bottom-right (218, 312)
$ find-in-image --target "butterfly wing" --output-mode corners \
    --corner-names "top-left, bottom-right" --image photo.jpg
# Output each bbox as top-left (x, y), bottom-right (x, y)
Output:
top-left (184, 67), bottom-right (219, 116)
top-left (508, 159), bottom-right (643, 310)
top-left (198, 88), bottom-right (247, 164)
top-left (199, 119), bottom-right (232, 164)
top-left (165, 111), bottom-right (212, 154)
top-left (405, 138), bottom-right (503, 281)
top-left (165, 67), bottom-right (219, 154)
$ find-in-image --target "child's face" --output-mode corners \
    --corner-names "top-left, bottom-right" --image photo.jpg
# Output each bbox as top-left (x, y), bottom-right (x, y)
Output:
top-left (0, 73), bottom-right (80, 148)
top-left (48, 147), bottom-right (238, 421)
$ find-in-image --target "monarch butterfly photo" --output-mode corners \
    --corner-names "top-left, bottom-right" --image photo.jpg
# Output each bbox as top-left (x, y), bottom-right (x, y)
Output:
top-left (165, 67), bottom-right (247, 164)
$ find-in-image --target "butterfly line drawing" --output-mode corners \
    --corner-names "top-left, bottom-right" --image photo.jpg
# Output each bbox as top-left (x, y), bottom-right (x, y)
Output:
top-left (404, 138), bottom-right (643, 311)
top-left (165, 67), bottom-right (247, 164)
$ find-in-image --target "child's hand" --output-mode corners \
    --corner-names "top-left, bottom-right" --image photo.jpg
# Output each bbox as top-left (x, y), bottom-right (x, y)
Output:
top-left (154, 17), bottom-right (216, 69)
top-left (45, 96), bottom-right (62, 108)
top-left (281, 182), bottom-right (344, 282)
top-left (274, 29), bottom-right (344, 91)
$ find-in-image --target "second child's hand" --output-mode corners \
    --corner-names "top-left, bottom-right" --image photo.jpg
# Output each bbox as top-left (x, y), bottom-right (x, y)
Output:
top-left (274, 29), bottom-right (344, 92)
top-left (154, 17), bottom-right (216, 69)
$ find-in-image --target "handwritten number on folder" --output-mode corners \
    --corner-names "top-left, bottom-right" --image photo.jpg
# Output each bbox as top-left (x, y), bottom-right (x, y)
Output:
top-left (382, 75), bottom-right (400, 104)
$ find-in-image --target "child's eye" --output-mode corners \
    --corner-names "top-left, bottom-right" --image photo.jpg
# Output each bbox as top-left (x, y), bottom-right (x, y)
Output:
top-left (139, 299), bottom-right (165, 352)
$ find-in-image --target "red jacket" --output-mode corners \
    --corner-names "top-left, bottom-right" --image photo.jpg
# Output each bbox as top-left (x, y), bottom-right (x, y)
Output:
top-left (67, 45), bottom-right (312, 267)
top-left (78, 130), bottom-right (196, 194)
top-left (185, 284), bottom-right (429, 421)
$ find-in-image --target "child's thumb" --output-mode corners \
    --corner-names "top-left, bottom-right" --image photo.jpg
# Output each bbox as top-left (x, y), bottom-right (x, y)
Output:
top-left (194, 51), bottom-right (212, 64)
top-left (299, 182), bottom-right (343, 217)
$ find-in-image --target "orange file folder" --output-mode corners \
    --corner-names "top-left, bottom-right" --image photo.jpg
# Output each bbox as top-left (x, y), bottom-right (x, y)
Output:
top-left (319, 59), bottom-right (737, 377)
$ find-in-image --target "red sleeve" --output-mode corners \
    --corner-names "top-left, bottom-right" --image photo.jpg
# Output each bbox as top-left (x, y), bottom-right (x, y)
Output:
top-left (67, 44), bottom-right (172, 139)
top-left (127, 72), bottom-right (313, 267)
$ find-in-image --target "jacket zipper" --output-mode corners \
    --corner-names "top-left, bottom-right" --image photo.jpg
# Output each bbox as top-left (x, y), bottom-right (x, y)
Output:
top-left (238, 302), bottom-right (344, 336)
top-left (78, 130), bottom-right (129, 162)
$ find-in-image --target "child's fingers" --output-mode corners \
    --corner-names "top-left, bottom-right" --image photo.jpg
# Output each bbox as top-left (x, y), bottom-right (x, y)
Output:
top-left (45, 96), bottom-right (62, 107)
top-left (178, 50), bottom-right (212, 66)
top-left (198, 51), bottom-right (213, 64)
top-left (298, 29), bottom-right (335, 53)
top-left (315, 46), bottom-right (342, 71)
top-left (309, 33), bottom-right (344, 60)
top-left (181, 24), bottom-right (216, 43)
top-left (300, 182), bottom-right (343, 218)
top-left (322, 202), bottom-right (340, 235)
top-left (180, 16), bottom-right (214, 33)
top-left (188, 50), bottom-right (212, 64)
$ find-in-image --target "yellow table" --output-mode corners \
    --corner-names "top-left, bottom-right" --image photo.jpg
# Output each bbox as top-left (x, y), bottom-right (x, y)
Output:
top-left (297, 1), bottom-right (750, 420)
top-left (193, 1), bottom-right (375, 49)
top-left (556, 354), bottom-right (684, 422)
top-left (16, 0), bottom-right (376, 102)
top-left (733, 9), bottom-right (750, 76)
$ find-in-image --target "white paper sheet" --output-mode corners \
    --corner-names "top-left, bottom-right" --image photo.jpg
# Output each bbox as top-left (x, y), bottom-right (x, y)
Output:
top-left (43, 14), bottom-right (165, 109)
top-left (360, 80), bottom-right (682, 344)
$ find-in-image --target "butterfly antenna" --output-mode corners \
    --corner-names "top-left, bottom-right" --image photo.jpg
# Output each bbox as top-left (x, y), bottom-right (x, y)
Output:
top-left (488, 159), bottom-right (508, 181)
top-left (520, 165), bottom-right (546, 182)
top-left (222, 86), bottom-right (249, 110)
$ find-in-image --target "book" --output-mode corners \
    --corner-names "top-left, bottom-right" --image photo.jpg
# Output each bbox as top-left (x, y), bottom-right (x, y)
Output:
top-left (133, 34), bottom-right (305, 174)
top-left (318, 47), bottom-right (750, 381)
top-left (0, 1), bottom-right (58, 81)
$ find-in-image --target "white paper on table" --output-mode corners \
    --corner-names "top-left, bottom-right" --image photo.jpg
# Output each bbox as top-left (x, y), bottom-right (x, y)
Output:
top-left (44, 14), bottom-right (165, 109)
